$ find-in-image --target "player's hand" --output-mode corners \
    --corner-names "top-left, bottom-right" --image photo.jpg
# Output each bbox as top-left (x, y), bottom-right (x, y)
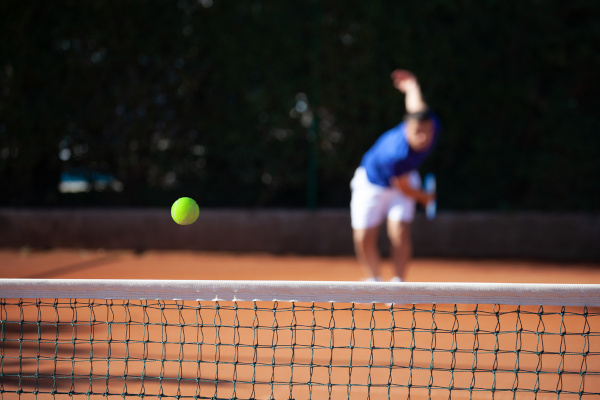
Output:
top-left (391, 69), bottom-right (418, 93)
top-left (419, 192), bottom-right (436, 207)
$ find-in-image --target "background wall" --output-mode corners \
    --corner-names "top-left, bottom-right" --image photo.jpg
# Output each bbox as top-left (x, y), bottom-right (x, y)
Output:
top-left (2, 209), bottom-right (599, 261)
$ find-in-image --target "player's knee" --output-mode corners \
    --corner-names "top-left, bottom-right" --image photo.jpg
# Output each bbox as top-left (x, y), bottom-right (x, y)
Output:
top-left (388, 222), bottom-right (411, 247)
top-left (389, 233), bottom-right (407, 248)
top-left (353, 227), bottom-right (378, 249)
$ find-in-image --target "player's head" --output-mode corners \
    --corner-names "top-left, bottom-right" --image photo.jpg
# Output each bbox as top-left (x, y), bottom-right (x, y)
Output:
top-left (404, 109), bottom-right (435, 152)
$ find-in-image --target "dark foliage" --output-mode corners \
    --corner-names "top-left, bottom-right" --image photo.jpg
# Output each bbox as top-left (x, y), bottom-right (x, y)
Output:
top-left (1, 0), bottom-right (598, 210)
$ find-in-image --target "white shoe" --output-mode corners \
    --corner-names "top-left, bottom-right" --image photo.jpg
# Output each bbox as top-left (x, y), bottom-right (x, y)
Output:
top-left (363, 277), bottom-right (382, 282)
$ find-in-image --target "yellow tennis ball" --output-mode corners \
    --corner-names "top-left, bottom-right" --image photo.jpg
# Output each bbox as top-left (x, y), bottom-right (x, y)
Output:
top-left (171, 197), bottom-right (199, 225)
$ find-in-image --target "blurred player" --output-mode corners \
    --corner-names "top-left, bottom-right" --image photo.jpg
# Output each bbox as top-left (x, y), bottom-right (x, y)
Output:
top-left (350, 69), bottom-right (439, 282)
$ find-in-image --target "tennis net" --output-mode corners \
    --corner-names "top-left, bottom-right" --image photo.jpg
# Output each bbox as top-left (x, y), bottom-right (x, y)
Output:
top-left (1, 279), bottom-right (599, 399)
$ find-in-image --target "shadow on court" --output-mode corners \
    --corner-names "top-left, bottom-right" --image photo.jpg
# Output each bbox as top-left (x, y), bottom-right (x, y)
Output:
top-left (25, 254), bottom-right (121, 279)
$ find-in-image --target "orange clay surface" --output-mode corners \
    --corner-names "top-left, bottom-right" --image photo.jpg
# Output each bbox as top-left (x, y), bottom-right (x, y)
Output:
top-left (0, 249), bottom-right (599, 400)
top-left (0, 248), bottom-right (599, 283)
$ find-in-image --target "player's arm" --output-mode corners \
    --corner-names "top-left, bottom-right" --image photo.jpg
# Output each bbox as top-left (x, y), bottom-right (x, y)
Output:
top-left (391, 69), bottom-right (428, 114)
top-left (390, 174), bottom-right (434, 206)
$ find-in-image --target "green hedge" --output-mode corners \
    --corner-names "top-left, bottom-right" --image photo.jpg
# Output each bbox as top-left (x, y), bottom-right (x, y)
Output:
top-left (1, 1), bottom-right (599, 210)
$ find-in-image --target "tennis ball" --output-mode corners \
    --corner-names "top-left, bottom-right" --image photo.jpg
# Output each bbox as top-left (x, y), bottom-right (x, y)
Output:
top-left (171, 197), bottom-right (199, 225)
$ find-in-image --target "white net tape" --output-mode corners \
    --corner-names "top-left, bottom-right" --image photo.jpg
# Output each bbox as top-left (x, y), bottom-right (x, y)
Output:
top-left (1, 279), bottom-right (599, 306)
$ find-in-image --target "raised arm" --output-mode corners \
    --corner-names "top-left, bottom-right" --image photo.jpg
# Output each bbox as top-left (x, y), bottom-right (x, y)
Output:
top-left (391, 69), bottom-right (428, 114)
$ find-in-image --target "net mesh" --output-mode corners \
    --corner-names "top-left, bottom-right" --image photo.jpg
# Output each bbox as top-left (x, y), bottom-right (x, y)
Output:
top-left (0, 281), bottom-right (599, 399)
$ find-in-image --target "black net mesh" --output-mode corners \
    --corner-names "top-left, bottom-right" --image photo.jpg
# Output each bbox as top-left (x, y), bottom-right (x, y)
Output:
top-left (1, 299), bottom-right (599, 399)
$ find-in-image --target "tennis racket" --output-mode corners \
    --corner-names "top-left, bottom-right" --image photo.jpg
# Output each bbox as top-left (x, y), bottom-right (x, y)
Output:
top-left (423, 173), bottom-right (436, 220)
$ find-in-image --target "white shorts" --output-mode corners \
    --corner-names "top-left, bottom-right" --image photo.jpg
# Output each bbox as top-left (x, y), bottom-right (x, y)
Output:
top-left (350, 167), bottom-right (421, 229)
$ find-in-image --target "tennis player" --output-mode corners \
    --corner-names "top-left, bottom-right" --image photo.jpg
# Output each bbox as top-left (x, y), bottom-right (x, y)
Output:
top-left (350, 69), bottom-right (439, 282)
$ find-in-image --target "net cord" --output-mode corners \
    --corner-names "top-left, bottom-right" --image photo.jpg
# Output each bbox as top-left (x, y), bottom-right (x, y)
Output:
top-left (1, 279), bottom-right (599, 306)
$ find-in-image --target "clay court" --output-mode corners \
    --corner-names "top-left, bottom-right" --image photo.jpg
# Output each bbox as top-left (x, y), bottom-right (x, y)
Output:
top-left (1, 249), bottom-right (599, 399)
top-left (1, 247), bottom-right (600, 283)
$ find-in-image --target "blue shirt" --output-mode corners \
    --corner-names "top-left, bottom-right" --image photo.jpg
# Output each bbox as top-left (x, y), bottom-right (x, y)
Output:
top-left (360, 117), bottom-right (439, 187)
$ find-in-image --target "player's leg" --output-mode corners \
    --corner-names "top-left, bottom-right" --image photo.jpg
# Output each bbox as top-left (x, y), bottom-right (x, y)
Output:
top-left (386, 170), bottom-right (420, 281)
top-left (386, 220), bottom-right (412, 281)
top-left (352, 226), bottom-right (383, 281)
top-left (350, 167), bottom-right (390, 281)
